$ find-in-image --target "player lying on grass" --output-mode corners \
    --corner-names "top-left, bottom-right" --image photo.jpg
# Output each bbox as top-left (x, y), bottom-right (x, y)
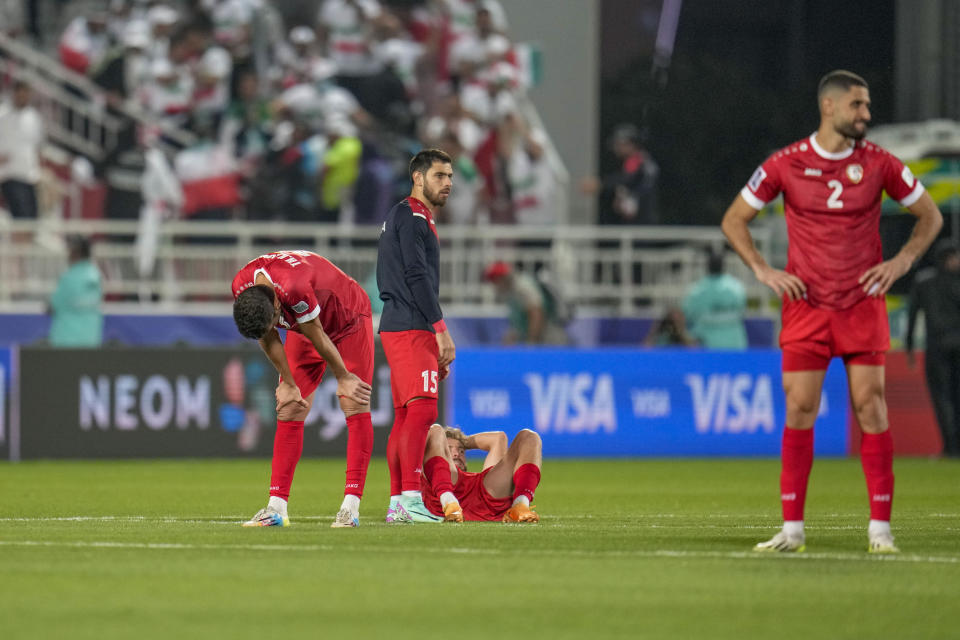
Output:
top-left (411, 424), bottom-right (542, 523)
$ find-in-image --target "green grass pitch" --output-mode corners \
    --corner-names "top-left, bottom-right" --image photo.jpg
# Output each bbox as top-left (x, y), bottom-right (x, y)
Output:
top-left (0, 457), bottom-right (957, 639)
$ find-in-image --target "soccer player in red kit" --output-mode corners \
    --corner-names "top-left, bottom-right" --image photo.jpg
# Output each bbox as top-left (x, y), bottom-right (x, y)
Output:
top-left (377, 149), bottom-right (457, 523)
top-left (722, 70), bottom-right (943, 553)
top-left (231, 250), bottom-right (374, 528)
top-left (420, 425), bottom-right (542, 523)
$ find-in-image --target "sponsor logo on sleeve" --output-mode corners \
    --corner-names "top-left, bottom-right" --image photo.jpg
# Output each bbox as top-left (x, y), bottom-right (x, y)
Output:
top-left (748, 167), bottom-right (766, 192)
top-left (901, 165), bottom-right (915, 187)
top-left (292, 301), bottom-right (309, 314)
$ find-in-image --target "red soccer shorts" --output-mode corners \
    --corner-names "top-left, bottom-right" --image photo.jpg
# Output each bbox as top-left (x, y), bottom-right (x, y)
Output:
top-left (423, 467), bottom-right (512, 522)
top-left (780, 295), bottom-right (889, 371)
top-left (380, 329), bottom-right (439, 407)
top-left (282, 315), bottom-right (375, 397)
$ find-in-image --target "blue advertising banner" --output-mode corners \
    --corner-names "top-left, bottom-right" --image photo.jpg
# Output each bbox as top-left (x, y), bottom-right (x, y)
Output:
top-left (448, 348), bottom-right (849, 457)
top-left (0, 346), bottom-right (12, 458)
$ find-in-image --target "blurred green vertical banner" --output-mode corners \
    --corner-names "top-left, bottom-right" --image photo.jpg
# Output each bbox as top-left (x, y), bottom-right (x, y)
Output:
top-left (515, 41), bottom-right (542, 88)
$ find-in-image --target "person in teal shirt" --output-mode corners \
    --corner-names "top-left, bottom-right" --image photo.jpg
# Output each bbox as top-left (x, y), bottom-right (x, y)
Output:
top-left (682, 248), bottom-right (748, 349)
top-left (49, 236), bottom-right (103, 347)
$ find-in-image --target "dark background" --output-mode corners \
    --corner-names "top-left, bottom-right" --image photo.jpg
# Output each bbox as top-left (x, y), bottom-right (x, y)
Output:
top-left (600, 0), bottom-right (897, 225)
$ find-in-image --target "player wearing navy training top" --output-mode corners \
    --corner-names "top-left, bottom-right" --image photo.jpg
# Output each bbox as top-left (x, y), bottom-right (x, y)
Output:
top-left (722, 70), bottom-right (943, 554)
top-left (377, 148), bottom-right (459, 523)
top-left (231, 251), bottom-right (374, 529)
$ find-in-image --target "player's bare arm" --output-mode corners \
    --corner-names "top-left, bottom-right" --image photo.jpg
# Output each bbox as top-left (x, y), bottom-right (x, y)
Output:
top-left (858, 191), bottom-right (943, 297)
top-left (257, 328), bottom-right (309, 412)
top-left (299, 318), bottom-right (372, 406)
top-left (721, 193), bottom-right (807, 300)
top-left (465, 431), bottom-right (509, 470)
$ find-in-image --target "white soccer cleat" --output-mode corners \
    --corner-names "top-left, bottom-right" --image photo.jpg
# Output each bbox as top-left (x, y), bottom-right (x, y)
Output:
top-left (385, 497), bottom-right (412, 524)
top-left (753, 531), bottom-right (805, 553)
top-left (868, 531), bottom-right (899, 554)
top-left (331, 508), bottom-right (359, 528)
top-left (242, 506), bottom-right (289, 527)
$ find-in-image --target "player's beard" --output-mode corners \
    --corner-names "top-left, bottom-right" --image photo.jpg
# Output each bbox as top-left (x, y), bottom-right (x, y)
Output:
top-left (423, 183), bottom-right (450, 208)
top-left (836, 119), bottom-right (868, 140)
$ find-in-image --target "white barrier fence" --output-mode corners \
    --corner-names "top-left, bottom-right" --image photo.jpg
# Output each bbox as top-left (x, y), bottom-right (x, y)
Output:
top-left (0, 218), bottom-right (776, 317)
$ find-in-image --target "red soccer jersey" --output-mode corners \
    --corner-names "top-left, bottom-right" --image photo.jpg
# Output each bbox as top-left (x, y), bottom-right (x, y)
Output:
top-left (231, 251), bottom-right (371, 341)
top-left (741, 133), bottom-right (925, 310)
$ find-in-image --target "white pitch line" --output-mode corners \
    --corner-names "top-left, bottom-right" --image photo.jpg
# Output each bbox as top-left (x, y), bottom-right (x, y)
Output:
top-left (6, 512), bottom-right (943, 522)
top-left (0, 539), bottom-right (957, 565)
top-left (1, 514), bottom-right (958, 527)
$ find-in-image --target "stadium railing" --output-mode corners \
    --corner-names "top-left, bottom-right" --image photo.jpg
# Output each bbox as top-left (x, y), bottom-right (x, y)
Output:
top-left (0, 31), bottom-right (195, 162)
top-left (0, 218), bottom-right (775, 319)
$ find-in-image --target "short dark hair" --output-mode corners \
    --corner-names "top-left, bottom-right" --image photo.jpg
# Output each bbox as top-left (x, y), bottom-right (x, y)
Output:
top-left (66, 235), bottom-right (92, 260)
top-left (817, 70), bottom-right (868, 99)
top-left (233, 284), bottom-right (276, 339)
top-left (409, 148), bottom-right (452, 181)
top-left (610, 123), bottom-right (642, 147)
top-left (707, 247), bottom-right (724, 276)
top-left (934, 239), bottom-right (960, 267)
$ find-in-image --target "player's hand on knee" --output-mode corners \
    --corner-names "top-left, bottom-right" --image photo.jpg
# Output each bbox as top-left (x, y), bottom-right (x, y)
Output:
top-left (755, 265), bottom-right (806, 301)
top-left (439, 364), bottom-right (450, 381)
top-left (337, 373), bottom-right (372, 405)
top-left (276, 381), bottom-right (308, 412)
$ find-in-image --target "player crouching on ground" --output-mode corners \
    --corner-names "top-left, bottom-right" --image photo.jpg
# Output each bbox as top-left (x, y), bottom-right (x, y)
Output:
top-left (418, 425), bottom-right (542, 523)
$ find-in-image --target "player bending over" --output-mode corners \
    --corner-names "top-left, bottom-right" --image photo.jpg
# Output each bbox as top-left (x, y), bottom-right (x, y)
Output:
top-left (418, 425), bottom-right (542, 523)
top-left (232, 251), bottom-right (374, 528)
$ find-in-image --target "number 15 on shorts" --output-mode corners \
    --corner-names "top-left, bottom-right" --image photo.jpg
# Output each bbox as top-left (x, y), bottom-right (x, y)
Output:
top-left (421, 369), bottom-right (438, 393)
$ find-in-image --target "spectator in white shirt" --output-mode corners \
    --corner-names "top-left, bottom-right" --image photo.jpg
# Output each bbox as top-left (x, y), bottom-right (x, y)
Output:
top-left (318, 0), bottom-right (383, 79)
top-left (0, 81), bottom-right (44, 219)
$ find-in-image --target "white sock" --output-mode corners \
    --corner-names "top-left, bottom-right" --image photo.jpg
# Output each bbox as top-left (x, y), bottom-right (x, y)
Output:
top-left (782, 520), bottom-right (804, 538)
top-left (512, 495), bottom-right (530, 507)
top-left (267, 496), bottom-right (288, 516)
top-left (868, 519), bottom-right (891, 538)
top-left (340, 494), bottom-right (360, 514)
top-left (390, 494), bottom-right (401, 502)
top-left (439, 491), bottom-right (457, 508)
top-left (401, 490), bottom-right (421, 499)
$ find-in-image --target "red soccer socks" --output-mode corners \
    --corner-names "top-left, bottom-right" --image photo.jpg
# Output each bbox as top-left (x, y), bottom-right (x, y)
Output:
top-left (399, 398), bottom-right (438, 492)
top-left (344, 412), bottom-right (373, 498)
top-left (423, 455), bottom-right (455, 497)
top-left (512, 463), bottom-right (541, 505)
top-left (861, 430), bottom-right (894, 521)
top-left (269, 420), bottom-right (305, 500)
top-left (780, 426), bottom-right (814, 521)
top-left (386, 405), bottom-right (407, 496)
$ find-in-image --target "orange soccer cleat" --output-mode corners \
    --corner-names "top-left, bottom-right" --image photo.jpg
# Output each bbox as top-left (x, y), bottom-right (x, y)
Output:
top-left (502, 503), bottom-right (539, 524)
top-left (443, 501), bottom-right (464, 523)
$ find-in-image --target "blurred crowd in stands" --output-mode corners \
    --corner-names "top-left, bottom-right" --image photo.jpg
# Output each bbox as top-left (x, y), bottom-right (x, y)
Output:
top-left (0, 0), bottom-right (563, 228)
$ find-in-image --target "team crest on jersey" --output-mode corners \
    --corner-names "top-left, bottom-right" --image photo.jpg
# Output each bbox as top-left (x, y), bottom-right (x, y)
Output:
top-left (846, 164), bottom-right (863, 184)
top-left (292, 301), bottom-right (309, 314)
